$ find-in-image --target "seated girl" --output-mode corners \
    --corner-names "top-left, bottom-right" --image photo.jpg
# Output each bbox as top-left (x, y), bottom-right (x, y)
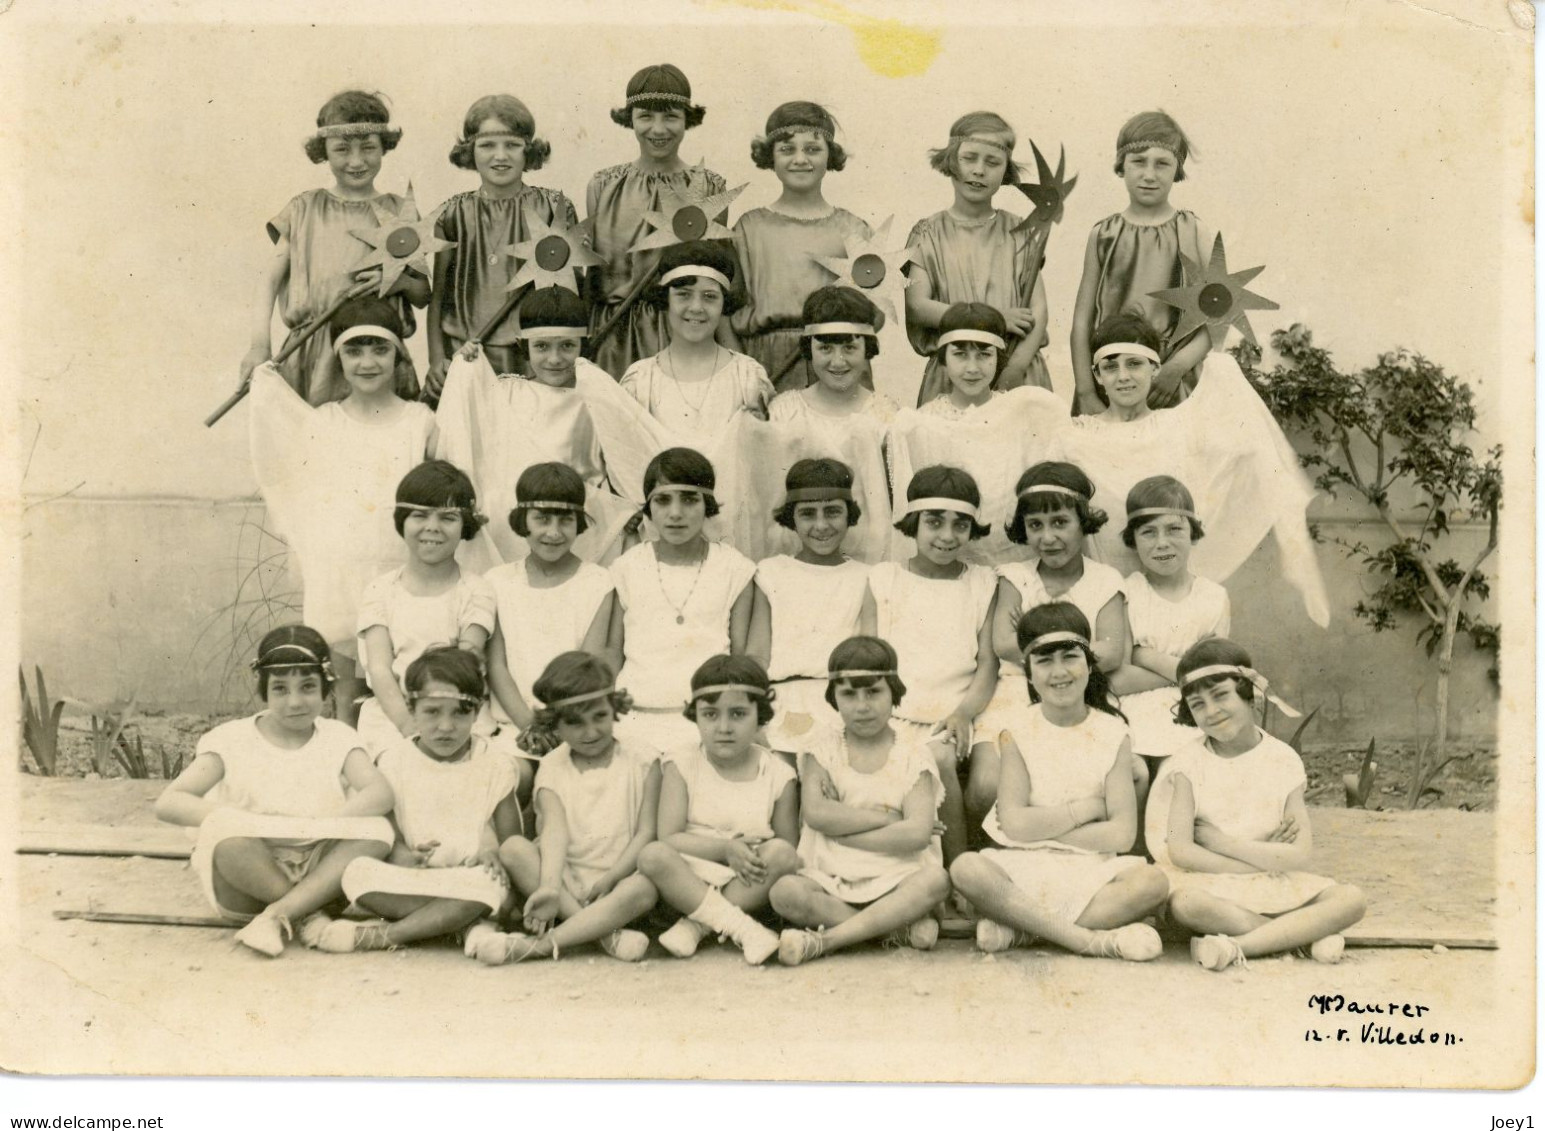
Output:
top-left (769, 636), bottom-right (951, 965)
top-left (1153, 638), bottom-right (1367, 970)
top-left (154, 626), bottom-right (394, 957)
top-left (637, 655), bottom-right (800, 965)
top-left (475, 653), bottom-right (661, 964)
top-left (950, 603), bottom-right (1167, 962)
top-left (323, 647), bottom-right (523, 953)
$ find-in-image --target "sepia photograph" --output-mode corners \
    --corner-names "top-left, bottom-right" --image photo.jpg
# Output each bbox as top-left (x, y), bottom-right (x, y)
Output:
top-left (0, 0), bottom-right (1534, 1112)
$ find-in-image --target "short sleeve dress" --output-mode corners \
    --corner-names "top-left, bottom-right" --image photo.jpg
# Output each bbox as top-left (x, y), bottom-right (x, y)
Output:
top-left (664, 743), bottom-right (796, 888)
top-left (980, 557), bottom-right (1126, 728)
top-left (754, 555), bottom-right (870, 750)
top-left (1087, 210), bottom-right (1205, 367)
top-left (485, 559), bottom-right (615, 717)
top-left (978, 705), bottom-right (1146, 922)
top-left (611, 541), bottom-right (758, 751)
top-left (1120, 572), bottom-right (1231, 759)
top-left (248, 365), bottom-right (436, 653)
top-left (904, 209), bottom-right (1050, 405)
top-left (730, 206), bottom-right (872, 391)
top-left (353, 567), bottom-right (498, 756)
top-left (533, 740), bottom-right (659, 900)
top-left (796, 726), bottom-right (944, 904)
top-left (433, 184), bottom-right (579, 375)
top-left (866, 561), bottom-right (998, 728)
top-left (1150, 731), bottom-right (1335, 915)
top-left (267, 188), bottom-right (420, 405)
top-left (342, 734), bottom-right (517, 913)
top-left (585, 162), bottom-right (729, 379)
top-left (188, 715), bottom-right (392, 919)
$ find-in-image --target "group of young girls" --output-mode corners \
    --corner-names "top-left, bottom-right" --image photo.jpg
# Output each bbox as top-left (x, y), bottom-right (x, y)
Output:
top-left (173, 66), bottom-right (1363, 971)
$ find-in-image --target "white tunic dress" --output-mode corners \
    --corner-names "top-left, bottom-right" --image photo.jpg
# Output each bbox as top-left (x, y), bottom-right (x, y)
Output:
top-left (867, 562), bottom-right (998, 728)
top-left (486, 560), bottom-right (614, 720)
top-left (665, 743), bottom-right (797, 888)
top-left (979, 706), bottom-right (1146, 922)
top-left (981, 557), bottom-right (1126, 731)
top-left (342, 735), bottom-right (517, 912)
top-left (188, 715), bottom-right (393, 919)
top-left (619, 352), bottom-right (774, 450)
top-left (1150, 732), bottom-right (1335, 914)
top-left (796, 726), bottom-right (943, 904)
top-left (611, 541), bottom-right (756, 752)
top-left (1121, 572), bottom-right (1231, 759)
top-left (533, 740), bottom-right (659, 901)
top-left (756, 555), bottom-right (869, 750)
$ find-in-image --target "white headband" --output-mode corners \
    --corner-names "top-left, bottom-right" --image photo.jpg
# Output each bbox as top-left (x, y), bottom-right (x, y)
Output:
top-left (334, 324), bottom-right (405, 356)
top-left (691, 683), bottom-right (768, 700)
top-left (520, 324), bottom-right (588, 340)
top-left (1179, 664), bottom-right (1302, 719)
top-left (1018, 483), bottom-right (1088, 502)
top-left (1093, 343), bottom-right (1162, 367)
top-left (905, 496), bottom-right (980, 522)
top-left (313, 121), bottom-right (401, 142)
top-left (937, 328), bottom-right (1006, 351)
top-left (547, 686), bottom-right (616, 709)
top-left (1023, 630), bottom-right (1091, 653)
top-left (828, 669), bottom-right (898, 680)
top-left (659, 265), bottom-right (733, 292)
top-left (802, 322), bottom-right (877, 338)
top-left (1127, 506), bottom-right (1198, 522)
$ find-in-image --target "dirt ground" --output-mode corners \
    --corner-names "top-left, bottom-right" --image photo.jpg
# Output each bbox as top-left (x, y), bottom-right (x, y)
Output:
top-left (1, 778), bottom-right (1522, 1087)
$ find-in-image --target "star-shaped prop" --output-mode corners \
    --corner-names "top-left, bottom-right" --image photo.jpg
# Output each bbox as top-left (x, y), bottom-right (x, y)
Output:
top-left (505, 211), bottom-right (601, 295)
top-left (812, 215), bottom-right (918, 324)
top-left (631, 165), bottom-right (746, 252)
top-left (1150, 233), bottom-right (1279, 350)
top-left (1010, 140), bottom-right (1078, 244)
top-left (350, 182), bottom-right (453, 296)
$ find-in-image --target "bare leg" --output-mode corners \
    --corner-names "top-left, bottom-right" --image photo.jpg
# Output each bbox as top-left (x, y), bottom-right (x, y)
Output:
top-left (1130, 755), bottom-right (1155, 856)
top-left (951, 852), bottom-right (1160, 959)
top-left (541, 874), bottom-right (657, 954)
top-left (770, 875), bottom-right (857, 929)
top-left (1174, 885), bottom-right (1366, 958)
top-left (266, 839), bottom-right (389, 922)
top-left (355, 892), bottom-right (488, 946)
top-left (639, 840), bottom-right (797, 916)
top-left (332, 657), bottom-right (363, 727)
top-left (1075, 865), bottom-right (1169, 929)
top-left (964, 741), bottom-right (1000, 833)
top-left (931, 745), bottom-right (968, 865)
top-left (211, 838), bottom-right (294, 911)
top-left (773, 868), bottom-right (949, 956)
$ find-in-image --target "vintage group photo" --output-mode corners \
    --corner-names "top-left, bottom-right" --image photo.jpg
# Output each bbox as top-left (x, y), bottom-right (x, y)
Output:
top-left (1, 0), bottom-right (1534, 1098)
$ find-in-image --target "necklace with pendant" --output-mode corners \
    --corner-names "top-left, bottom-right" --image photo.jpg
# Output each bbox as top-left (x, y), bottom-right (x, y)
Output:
top-left (656, 543), bottom-right (708, 624)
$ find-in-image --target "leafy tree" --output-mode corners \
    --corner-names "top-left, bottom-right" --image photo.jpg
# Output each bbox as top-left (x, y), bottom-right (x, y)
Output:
top-left (1233, 325), bottom-right (1500, 807)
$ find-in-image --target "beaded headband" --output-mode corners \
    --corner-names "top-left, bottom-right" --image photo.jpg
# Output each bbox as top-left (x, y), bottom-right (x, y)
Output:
top-left (1023, 630), bottom-right (1091, 653)
top-left (520, 324), bottom-right (588, 340)
top-left (314, 122), bottom-right (402, 142)
top-left (784, 487), bottom-right (853, 504)
top-left (828, 669), bottom-right (898, 680)
top-left (649, 482), bottom-right (717, 503)
top-left (546, 686), bottom-right (616, 709)
top-left (1018, 483), bottom-right (1088, 502)
top-left (937, 328), bottom-right (1006, 352)
top-left (627, 91), bottom-right (691, 106)
top-left (395, 501), bottom-right (480, 516)
top-left (904, 496), bottom-right (980, 522)
top-left (1093, 342), bottom-right (1161, 367)
top-left (406, 691), bottom-right (484, 708)
top-left (1117, 139), bottom-right (1180, 161)
top-left (802, 322), bottom-right (877, 338)
top-left (1127, 506), bottom-right (1198, 522)
top-left (251, 643), bottom-right (336, 680)
top-left (465, 127), bottom-right (527, 142)
top-left (659, 265), bottom-right (733, 292)
top-left (691, 683), bottom-right (769, 700)
top-left (767, 125), bottom-right (833, 142)
top-left (335, 325), bottom-right (405, 356)
top-left (513, 500), bottom-right (586, 513)
top-left (1179, 663), bottom-right (1302, 718)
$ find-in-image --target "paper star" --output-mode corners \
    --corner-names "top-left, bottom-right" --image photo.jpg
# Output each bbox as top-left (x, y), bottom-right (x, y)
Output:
top-left (350, 182), bottom-right (453, 296)
top-left (1010, 140), bottom-right (1078, 244)
top-left (631, 165), bottom-right (746, 252)
top-left (812, 215), bottom-right (919, 325)
top-left (1150, 233), bottom-right (1280, 349)
top-left (505, 211), bottom-right (601, 295)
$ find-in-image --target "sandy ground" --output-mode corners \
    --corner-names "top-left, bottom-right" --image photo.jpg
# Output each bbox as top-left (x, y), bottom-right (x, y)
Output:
top-left (1, 779), bottom-right (1525, 1087)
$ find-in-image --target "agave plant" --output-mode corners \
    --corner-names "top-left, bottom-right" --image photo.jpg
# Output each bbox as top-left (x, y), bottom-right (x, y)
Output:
top-left (19, 666), bottom-right (64, 776)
